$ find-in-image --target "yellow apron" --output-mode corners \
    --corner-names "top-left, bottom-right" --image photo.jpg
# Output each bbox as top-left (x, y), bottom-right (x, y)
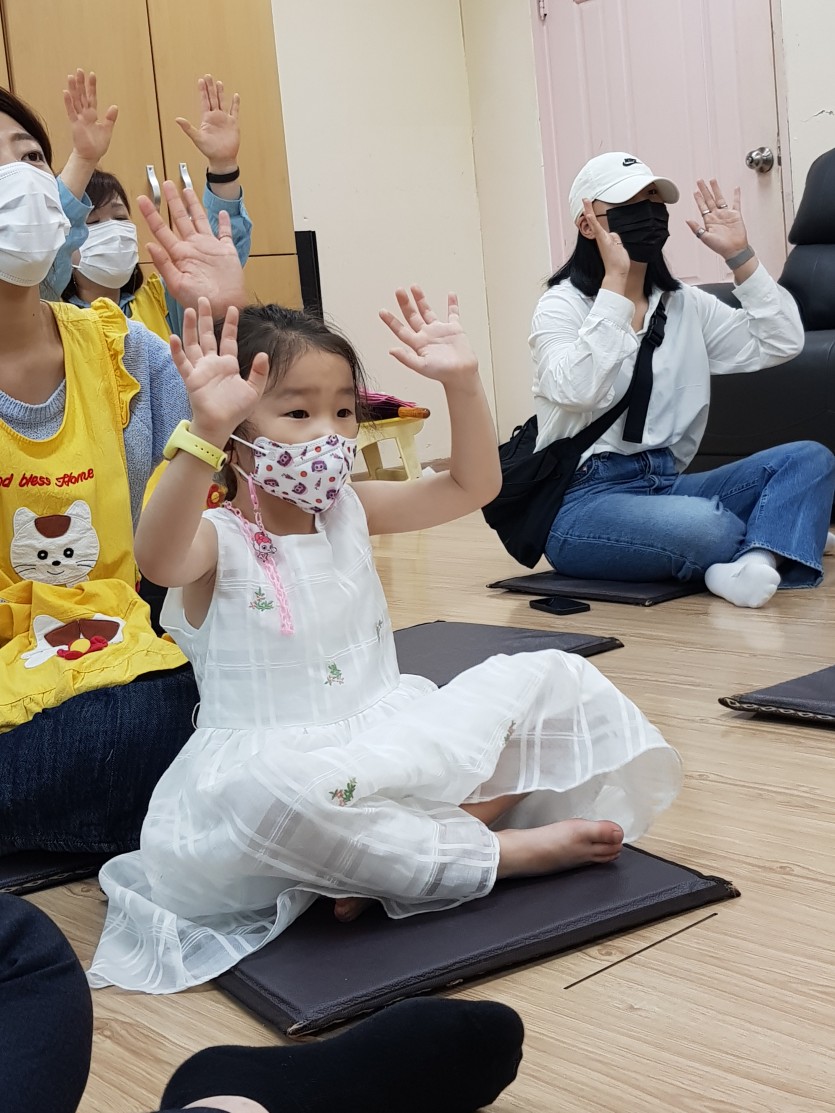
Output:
top-left (0, 298), bottom-right (185, 731)
top-left (129, 272), bottom-right (171, 342)
top-left (130, 273), bottom-right (170, 501)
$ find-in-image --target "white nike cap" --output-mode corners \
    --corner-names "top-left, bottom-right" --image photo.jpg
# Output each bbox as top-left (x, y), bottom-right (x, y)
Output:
top-left (568, 152), bottom-right (680, 223)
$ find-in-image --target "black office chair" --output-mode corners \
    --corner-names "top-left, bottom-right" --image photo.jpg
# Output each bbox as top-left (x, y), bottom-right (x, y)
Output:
top-left (690, 147), bottom-right (835, 473)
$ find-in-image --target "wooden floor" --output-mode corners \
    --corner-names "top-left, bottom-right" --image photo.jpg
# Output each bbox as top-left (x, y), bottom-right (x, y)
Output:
top-left (31, 511), bottom-right (835, 1113)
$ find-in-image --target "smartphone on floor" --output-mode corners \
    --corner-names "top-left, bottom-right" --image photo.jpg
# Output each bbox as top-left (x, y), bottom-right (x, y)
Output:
top-left (529, 595), bottom-right (591, 616)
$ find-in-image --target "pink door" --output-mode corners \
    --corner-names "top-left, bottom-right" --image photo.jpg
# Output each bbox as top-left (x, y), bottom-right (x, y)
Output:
top-left (532, 0), bottom-right (787, 284)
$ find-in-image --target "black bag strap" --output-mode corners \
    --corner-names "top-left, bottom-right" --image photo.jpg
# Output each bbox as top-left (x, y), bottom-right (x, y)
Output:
top-left (566, 297), bottom-right (668, 457)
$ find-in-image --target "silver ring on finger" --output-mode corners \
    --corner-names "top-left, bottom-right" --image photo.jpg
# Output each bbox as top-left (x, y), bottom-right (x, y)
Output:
top-left (717, 202), bottom-right (728, 209)
top-left (700, 209), bottom-right (711, 216)
top-left (696, 227), bottom-right (706, 238)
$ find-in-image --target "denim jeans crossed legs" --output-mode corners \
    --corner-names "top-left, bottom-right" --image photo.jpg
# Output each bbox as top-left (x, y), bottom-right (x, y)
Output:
top-left (545, 441), bottom-right (835, 587)
top-left (0, 665), bottom-right (198, 854)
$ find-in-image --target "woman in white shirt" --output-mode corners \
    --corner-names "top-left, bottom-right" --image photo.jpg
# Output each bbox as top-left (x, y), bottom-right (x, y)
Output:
top-left (530, 151), bottom-right (835, 608)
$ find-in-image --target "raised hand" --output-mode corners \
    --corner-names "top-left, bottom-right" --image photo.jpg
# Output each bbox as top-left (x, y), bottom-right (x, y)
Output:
top-left (62, 69), bottom-right (118, 164)
top-left (687, 179), bottom-right (748, 258)
top-left (137, 181), bottom-right (247, 313)
top-left (581, 198), bottom-right (630, 278)
top-left (170, 298), bottom-right (269, 443)
top-left (175, 74), bottom-right (241, 174)
top-left (379, 286), bottom-right (478, 386)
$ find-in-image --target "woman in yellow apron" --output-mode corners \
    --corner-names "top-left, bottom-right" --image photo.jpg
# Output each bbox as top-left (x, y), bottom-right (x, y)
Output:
top-left (0, 84), bottom-right (248, 855)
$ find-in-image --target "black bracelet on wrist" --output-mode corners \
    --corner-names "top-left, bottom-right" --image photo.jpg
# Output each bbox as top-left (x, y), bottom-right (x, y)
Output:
top-left (206, 167), bottom-right (241, 185)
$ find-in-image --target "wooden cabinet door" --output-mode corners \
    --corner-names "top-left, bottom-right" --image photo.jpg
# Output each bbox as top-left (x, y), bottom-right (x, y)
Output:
top-left (2, 0), bottom-right (165, 263)
top-left (0, 23), bottom-right (8, 88)
top-left (147, 0), bottom-right (296, 257)
top-left (243, 255), bottom-right (302, 308)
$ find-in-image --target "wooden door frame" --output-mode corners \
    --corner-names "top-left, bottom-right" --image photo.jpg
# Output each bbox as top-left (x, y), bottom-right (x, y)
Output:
top-left (768, 0), bottom-right (796, 234)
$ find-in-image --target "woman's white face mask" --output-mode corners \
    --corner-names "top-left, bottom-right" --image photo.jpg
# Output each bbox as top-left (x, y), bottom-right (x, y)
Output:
top-left (0, 162), bottom-right (70, 287)
top-left (75, 219), bottom-right (139, 289)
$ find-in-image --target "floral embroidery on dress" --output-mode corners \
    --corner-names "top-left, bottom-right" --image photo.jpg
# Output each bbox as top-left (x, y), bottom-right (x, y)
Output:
top-left (249, 588), bottom-right (274, 612)
top-left (330, 777), bottom-right (357, 806)
top-left (503, 720), bottom-right (516, 744)
top-left (375, 617), bottom-right (384, 641)
top-left (325, 662), bottom-right (344, 686)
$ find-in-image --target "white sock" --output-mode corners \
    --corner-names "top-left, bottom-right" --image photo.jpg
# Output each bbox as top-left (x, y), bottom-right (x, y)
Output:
top-left (825, 531), bottom-right (835, 556)
top-left (704, 549), bottom-right (781, 609)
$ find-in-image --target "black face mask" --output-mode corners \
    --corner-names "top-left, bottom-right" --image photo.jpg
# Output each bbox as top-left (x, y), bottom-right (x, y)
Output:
top-left (605, 199), bottom-right (670, 262)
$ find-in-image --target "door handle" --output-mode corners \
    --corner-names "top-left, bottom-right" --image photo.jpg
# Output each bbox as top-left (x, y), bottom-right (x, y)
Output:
top-left (146, 164), bottom-right (161, 209)
top-left (745, 147), bottom-right (775, 174)
top-left (179, 162), bottom-right (194, 192)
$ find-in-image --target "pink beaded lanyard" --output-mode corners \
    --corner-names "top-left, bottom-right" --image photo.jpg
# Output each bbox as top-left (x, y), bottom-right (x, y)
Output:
top-left (224, 475), bottom-right (295, 635)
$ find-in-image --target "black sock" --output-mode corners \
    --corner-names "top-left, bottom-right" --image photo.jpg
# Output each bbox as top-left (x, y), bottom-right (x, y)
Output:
top-left (159, 997), bottom-right (524, 1113)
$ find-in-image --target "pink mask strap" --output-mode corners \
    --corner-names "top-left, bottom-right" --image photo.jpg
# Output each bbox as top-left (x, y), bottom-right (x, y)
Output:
top-left (224, 479), bottom-right (294, 635)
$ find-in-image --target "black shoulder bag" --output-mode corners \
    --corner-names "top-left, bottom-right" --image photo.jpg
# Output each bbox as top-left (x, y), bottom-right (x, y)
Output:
top-left (482, 300), bottom-right (667, 568)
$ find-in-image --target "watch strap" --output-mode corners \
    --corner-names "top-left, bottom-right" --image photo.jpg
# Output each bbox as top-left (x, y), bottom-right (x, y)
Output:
top-left (163, 420), bottom-right (228, 470)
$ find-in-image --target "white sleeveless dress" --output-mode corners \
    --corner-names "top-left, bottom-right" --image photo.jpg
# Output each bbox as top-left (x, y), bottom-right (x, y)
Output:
top-left (88, 487), bottom-right (682, 993)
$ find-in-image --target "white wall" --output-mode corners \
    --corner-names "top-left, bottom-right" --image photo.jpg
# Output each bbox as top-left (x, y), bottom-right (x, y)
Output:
top-left (271, 0), bottom-right (494, 462)
top-left (777, 0), bottom-right (835, 204)
top-left (460, 0), bottom-right (551, 438)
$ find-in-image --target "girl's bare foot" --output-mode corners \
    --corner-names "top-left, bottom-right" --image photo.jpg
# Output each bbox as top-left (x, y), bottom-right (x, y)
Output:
top-left (333, 896), bottom-right (374, 923)
top-left (496, 819), bottom-right (624, 879)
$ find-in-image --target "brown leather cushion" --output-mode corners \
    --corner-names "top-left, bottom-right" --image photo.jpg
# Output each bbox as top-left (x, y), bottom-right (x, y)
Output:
top-left (218, 846), bottom-right (738, 1036)
top-left (488, 571), bottom-right (705, 606)
top-left (720, 664), bottom-right (835, 726)
top-left (0, 850), bottom-right (110, 895)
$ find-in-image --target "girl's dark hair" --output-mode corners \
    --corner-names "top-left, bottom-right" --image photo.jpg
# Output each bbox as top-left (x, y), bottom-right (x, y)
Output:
top-left (547, 233), bottom-right (680, 297)
top-left (61, 170), bottom-right (145, 301)
top-left (218, 304), bottom-right (369, 499)
top-left (0, 87), bottom-right (53, 166)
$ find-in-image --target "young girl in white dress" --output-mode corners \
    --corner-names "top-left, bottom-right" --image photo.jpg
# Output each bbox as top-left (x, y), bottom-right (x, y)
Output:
top-left (89, 288), bottom-right (682, 993)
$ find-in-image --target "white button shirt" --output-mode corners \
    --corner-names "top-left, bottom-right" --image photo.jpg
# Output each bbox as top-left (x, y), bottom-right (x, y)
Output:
top-left (529, 265), bottom-right (804, 467)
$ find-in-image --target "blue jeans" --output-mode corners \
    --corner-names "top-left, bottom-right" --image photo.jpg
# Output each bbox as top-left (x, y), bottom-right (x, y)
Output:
top-left (0, 666), bottom-right (198, 854)
top-left (546, 441), bottom-right (835, 588)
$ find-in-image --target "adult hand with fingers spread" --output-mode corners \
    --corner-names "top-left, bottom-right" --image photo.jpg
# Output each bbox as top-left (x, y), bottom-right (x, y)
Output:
top-left (687, 179), bottom-right (749, 260)
top-left (63, 69), bottom-right (119, 165)
top-left (581, 199), bottom-right (630, 285)
top-left (171, 297), bottom-right (269, 446)
top-left (137, 181), bottom-right (248, 314)
top-left (176, 74), bottom-right (241, 176)
top-left (59, 69), bottom-right (119, 200)
top-left (379, 285), bottom-right (478, 387)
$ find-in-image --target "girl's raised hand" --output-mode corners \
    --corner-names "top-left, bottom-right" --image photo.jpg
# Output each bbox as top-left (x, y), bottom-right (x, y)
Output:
top-left (170, 297), bottom-right (269, 443)
top-left (380, 286), bottom-right (478, 385)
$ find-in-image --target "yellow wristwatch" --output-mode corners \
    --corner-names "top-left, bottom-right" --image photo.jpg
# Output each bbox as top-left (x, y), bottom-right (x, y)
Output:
top-left (163, 420), bottom-right (229, 470)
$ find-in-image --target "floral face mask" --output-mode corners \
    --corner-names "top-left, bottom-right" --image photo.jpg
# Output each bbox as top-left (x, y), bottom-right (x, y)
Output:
top-left (232, 432), bottom-right (357, 513)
